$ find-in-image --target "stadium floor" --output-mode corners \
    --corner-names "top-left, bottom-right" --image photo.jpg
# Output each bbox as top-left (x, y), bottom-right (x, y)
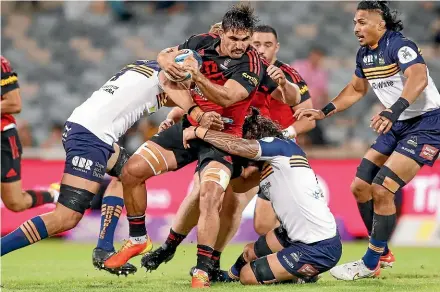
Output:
top-left (2, 240), bottom-right (440, 292)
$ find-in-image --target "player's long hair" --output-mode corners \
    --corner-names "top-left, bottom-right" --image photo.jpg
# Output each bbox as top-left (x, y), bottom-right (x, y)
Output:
top-left (222, 3), bottom-right (259, 33)
top-left (243, 107), bottom-right (285, 140)
top-left (357, 1), bottom-right (403, 32)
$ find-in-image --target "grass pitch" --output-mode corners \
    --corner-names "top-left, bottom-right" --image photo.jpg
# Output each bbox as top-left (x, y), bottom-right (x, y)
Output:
top-left (1, 240), bottom-right (440, 292)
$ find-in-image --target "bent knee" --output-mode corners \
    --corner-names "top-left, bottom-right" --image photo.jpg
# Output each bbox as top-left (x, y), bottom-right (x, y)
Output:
top-left (371, 184), bottom-right (394, 202)
top-left (121, 157), bottom-right (153, 186)
top-left (240, 264), bottom-right (258, 285)
top-left (51, 207), bottom-right (83, 233)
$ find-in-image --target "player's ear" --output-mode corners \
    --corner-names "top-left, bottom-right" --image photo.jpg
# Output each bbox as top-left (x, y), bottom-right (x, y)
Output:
top-left (275, 42), bottom-right (280, 54)
top-left (378, 20), bottom-right (386, 31)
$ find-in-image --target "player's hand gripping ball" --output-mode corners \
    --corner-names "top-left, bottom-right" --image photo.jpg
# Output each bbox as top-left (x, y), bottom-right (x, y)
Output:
top-left (164, 50), bottom-right (203, 82)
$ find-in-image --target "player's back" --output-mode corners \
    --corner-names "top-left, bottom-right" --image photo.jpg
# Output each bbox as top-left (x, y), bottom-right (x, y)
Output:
top-left (68, 60), bottom-right (165, 145)
top-left (258, 138), bottom-right (336, 244)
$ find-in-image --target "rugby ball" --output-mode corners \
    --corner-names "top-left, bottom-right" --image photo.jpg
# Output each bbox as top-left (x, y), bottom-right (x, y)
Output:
top-left (164, 49), bottom-right (203, 82)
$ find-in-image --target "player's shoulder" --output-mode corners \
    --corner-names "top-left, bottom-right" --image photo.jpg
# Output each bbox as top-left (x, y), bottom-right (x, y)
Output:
top-left (258, 137), bottom-right (306, 157)
top-left (190, 33), bottom-right (219, 46)
top-left (386, 31), bottom-right (420, 53)
top-left (274, 59), bottom-right (300, 74)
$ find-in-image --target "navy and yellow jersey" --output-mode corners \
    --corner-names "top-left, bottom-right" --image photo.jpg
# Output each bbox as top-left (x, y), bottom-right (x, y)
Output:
top-left (355, 30), bottom-right (440, 120)
top-left (254, 137), bottom-right (337, 244)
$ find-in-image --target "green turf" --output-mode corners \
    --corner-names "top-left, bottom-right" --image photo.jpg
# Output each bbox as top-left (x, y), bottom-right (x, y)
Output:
top-left (1, 240), bottom-right (440, 292)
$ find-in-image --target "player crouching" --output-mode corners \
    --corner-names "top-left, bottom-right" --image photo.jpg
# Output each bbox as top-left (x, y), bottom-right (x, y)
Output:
top-left (182, 108), bottom-right (342, 285)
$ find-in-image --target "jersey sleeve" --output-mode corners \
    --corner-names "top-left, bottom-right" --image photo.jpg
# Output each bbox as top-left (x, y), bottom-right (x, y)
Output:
top-left (255, 137), bottom-right (305, 161)
top-left (230, 50), bottom-right (264, 94)
top-left (177, 33), bottom-right (217, 51)
top-left (389, 37), bottom-right (425, 73)
top-left (281, 66), bottom-right (311, 103)
top-left (354, 48), bottom-right (366, 79)
top-left (1, 56), bottom-right (19, 96)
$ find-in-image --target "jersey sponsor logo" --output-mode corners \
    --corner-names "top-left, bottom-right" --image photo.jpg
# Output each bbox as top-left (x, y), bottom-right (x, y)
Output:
top-left (299, 84), bottom-right (309, 95)
top-left (371, 80), bottom-right (394, 90)
top-left (62, 125), bottom-right (71, 142)
top-left (242, 72), bottom-right (258, 86)
top-left (282, 255), bottom-right (295, 269)
top-left (363, 55), bottom-right (374, 65)
top-left (420, 144), bottom-right (439, 161)
top-left (290, 251), bottom-right (303, 263)
top-left (192, 85), bottom-right (205, 99)
top-left (260, 181), bottom-right (271, 198)
top-left (93, 161), bottom-right (105, 179)
top-left (398, 46), bottom-right (417, 64)
top-left (401, 146), bottom-right (415, 155)
top-left (100, 85), bottom-right (119, 95)
top-left (1, 75), bottom-right (18, 87)
top-left (72, 156), bottom-right (93, 173)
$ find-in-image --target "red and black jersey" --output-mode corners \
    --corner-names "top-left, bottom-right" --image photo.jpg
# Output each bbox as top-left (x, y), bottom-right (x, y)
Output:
top-left (178, 33), bottom-right (263, 136)
top-left (1, 56), bottom-right (19, 132)
top-left (251, 59), bottom-right (311, 129)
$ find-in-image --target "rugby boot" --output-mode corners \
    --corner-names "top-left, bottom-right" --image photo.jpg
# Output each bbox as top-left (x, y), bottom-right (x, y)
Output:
top-left (92, 247), bottom-right (137, 276)
top-left (104, 236), bottom-right (153, 269)
top-left (141, 244), bottom-right (176, 272)
top-left (380, 250), bottom-right (395, 269)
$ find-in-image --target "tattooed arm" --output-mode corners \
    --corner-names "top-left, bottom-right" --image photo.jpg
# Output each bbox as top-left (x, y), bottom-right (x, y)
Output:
top-left (183, 126), bottom-right (261, 159)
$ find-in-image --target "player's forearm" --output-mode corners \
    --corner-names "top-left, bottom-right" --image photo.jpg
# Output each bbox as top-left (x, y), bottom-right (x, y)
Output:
top-left (166, 107), bottom-right (185, 123)
top-left (193, 75), bottom-right (236, 107)
top-left (291, 117), bottom-right (315, 136)
top-left (274, 82), bottom-right (301, 106)
top-left (401, 71), bottom-right (428, 105)
top-left (331, 82), bottom-right (365, 113)
top-left (161, 77), bottom-right (196, 113)
top-left (195, 127), bottom-right (259, 159)
top-left (1, 90), bottom-right (21, 114)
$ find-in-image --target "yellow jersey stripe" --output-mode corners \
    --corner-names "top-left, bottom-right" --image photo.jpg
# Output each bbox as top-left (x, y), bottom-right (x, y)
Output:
top-left (362, 63), bottom-right (397, 73)
top-left (260, 170), bottom-right (274, 180)
top-left (366, 69), bottom-right (401, 80)
top-left (364, 66), bottom-right (400, 77)
top-left (261, 166), bottom-right (273, 177)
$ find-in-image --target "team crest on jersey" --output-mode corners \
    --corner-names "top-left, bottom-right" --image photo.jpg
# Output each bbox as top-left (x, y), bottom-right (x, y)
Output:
top-left (192, 85), bottom-right (206, 100)
top-left (378, 51), bottom-right (385, 65)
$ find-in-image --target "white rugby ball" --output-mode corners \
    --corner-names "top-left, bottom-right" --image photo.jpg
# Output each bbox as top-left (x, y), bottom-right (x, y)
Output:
top-left (164, 49), bottom-right (203, 82)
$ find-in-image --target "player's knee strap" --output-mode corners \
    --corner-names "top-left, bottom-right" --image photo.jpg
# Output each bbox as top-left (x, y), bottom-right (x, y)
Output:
top-left (135, 142), bottom-right (168, 175)
top-left (108, 146), bottom-right (130, 178)
top-left (58, 184), bottom-right (95, 214)
top-left (254, 235), bottom-right (273, 258)
top-left (356, 158), bottom-right (381, 184)
top-left (200, 168), bottom-right (230, 191)
top-left (372, 166), bottom-right (406, 194)
top-left (250, 257), bottom-right (276, 284)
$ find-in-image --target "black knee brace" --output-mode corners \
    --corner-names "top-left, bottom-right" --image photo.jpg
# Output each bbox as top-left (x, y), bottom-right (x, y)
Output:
top-left (356, 158), bottom-right (381, 184)
top-left (58, 184), bottom-right (95, 214)
top-left (254, 235), bottom-right (273, 258)
top-left (108, 146), bottom-right (130, 178)
top-left (250, 257), bottom-right (276, 284)
top-left (372, 166), bottom-right (406, 194)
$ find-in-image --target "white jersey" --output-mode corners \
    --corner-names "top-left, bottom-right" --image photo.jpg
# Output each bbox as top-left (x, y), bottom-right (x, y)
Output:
top-left (68, 60), bottom-right (167, 145)
top-left (255, 137), bottom-right (337, 244)
top-left (355, 30), bottom-right (440, 120)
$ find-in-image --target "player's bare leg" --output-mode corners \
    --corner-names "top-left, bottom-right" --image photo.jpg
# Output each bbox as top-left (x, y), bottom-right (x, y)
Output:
top-left (350, 148), bottom-right (396, 267)
top-left (1, 174), bottom-right (99, 256)
top-left (331, 152), bottom-right (421, 281)
top-left (253, 196), bottom-right (279, 236)
top-left (141, 173), bottom-right (201, 271)
top-left (105, 141), bottom-right (177, 269)
top-left (192, 161), bottom-right (231, 288)
top-left (1, 180), bottom-right (58, 212)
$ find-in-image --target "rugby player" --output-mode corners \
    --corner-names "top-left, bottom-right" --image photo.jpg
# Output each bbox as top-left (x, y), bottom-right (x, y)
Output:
top-left (104, 5), bottom-right (301, 287)
top-left (295, 1), bottom-right (440, 280)
top-left (0, 59), bottom-right (222, 273)
top-left (1, 56), bottom-right (58, 212)
top-left (181, 107), bottom-right (342, 285)
top-left (140, 24), bottom-right (313, 280)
